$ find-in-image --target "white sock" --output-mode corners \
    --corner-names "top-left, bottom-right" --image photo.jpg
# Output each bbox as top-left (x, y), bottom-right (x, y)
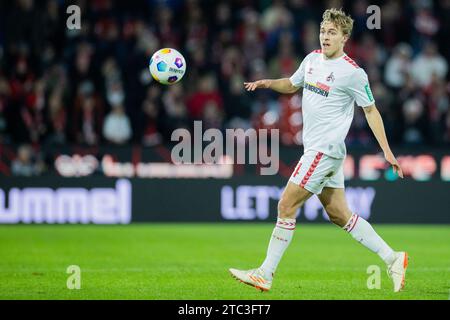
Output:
top-left (260, 218), bottom-right (296, 277)
top-left (343, 213), bottom-right (396, 265)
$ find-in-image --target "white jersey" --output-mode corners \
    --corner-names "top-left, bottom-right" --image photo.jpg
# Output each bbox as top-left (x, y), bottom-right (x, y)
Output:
top-left (289, 50), bottom-right (375, 159)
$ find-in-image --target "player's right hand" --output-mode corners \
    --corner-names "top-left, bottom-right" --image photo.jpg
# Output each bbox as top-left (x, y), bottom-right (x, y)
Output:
top-left (244, 80), bottom-right (271, 91)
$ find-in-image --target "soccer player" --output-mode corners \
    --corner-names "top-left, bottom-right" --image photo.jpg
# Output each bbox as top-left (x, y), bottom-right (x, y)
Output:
top-left (229, 8), bottom-right (408, 293)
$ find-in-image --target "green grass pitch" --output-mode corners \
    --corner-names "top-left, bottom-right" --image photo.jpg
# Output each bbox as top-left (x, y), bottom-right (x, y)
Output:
top-left (0, 224), bottom-right (449, 300)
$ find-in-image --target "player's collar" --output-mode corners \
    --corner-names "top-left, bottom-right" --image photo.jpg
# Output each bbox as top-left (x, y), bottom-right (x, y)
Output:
top-left (321, 52), bottom-right (347, 62)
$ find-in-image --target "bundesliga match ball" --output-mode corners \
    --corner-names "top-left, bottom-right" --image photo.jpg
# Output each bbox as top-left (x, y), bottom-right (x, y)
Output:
top-left (149, 48), bottom-right (186, 85)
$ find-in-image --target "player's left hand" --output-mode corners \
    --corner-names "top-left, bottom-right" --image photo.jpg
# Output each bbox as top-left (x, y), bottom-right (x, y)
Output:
top-left (384, 152), bottom-right (404, 178)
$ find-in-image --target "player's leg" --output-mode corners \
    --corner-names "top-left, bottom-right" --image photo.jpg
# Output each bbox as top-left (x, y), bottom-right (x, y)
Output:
top-left (230, 151), bottom-right (321, 291)
top-left (257, 151), bottom-right (332, 280)
top-left (259, 180), bottom-right (313, 276)
top-left (319, 186), bottom-right (395, 261)
top-left (229, 181), bottom-right (312, 291)
top-left (318, 186), bottom-right (409, 292)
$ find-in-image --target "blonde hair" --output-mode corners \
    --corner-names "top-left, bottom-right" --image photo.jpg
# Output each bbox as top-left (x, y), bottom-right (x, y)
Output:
top-left (321, 8), bottom-right (354, 36)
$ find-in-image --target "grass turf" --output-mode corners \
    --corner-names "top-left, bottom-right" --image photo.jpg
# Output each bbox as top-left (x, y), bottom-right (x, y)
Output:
top-left (0, 224), bottom-right (449, 300)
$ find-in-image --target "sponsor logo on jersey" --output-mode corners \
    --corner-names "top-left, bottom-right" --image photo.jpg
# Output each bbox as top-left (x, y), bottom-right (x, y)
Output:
top-left (316, 81), bottom-right (330, 91)
top-left (304, 82), bottom-right (330, 97)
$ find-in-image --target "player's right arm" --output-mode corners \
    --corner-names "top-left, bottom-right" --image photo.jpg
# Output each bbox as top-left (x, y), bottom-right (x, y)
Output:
top-left (244, 54), bottom-right (309, 94)
top-left (244, 78), bottom-right (299, 94)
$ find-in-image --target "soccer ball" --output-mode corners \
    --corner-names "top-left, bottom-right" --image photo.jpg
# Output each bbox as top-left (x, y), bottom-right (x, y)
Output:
top-left (149, 48), bottom-right (186, 85)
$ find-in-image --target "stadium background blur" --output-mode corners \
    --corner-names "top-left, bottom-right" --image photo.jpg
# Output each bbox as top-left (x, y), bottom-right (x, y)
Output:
top-left (0, 0), bottom-right (449, 168)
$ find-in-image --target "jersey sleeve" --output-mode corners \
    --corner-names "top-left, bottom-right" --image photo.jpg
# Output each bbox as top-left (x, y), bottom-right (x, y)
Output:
top-left (347, 68), bottom-right (375, 107)
top-left (289, 55), bottom-right (308, 88)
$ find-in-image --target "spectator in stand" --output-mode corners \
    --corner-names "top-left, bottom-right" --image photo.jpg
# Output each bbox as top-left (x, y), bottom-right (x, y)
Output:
top-left (384, 43), bottom-right (413, 90)
top-left (260, 0), bottom-right (295, 53)
top-left (106, 81), bottom-right (125, 112)
top-left (161, 84), bottom-right (189, 134)
top-left (11, 144), bottom-right (44, 176)
top-left (187, 74), bottom-right (223, 119)
top-left (103, 104), bottom-right (132, 145)
top-left (72, 81), bottom-right (104, 146)
top-left (237, 9), bottom-right (266, 66)
top-left (223, 73), bottom-right (252, 129)
top-left (202, 100), bottom-right (224, 130)
top-left (24, 79), bottom-right (47, 143)
top-left (45, 86), bottom-right (66, 145)
top-left (102, 75), bottom-right (131, 145)
top-left (401, 97), bottom-right (429, 145)
top-left (102, 58), bottom-right (123, 96)
top-left (268, 33), bottom-right (301, 78)
top-left (412, 3), bottom-right (440, 52)
top-left (423, 75), bottom-right (450, 144)
top-left (301, 20), bottom-right (320, 54)
top-left (411, 42), bottom-right (448, 88)
top-left (141, 85), bottom-right (163, 146)
top-left (219, 46), bottom-right (245, 81)
top-left (70, 42), bottom-right (97, 93)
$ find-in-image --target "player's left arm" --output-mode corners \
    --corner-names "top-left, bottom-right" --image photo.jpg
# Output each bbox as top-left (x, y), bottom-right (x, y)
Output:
top-left (362, 104), bottom-right (404, 178)
top-left (348, 69), bottom-right (404, 178)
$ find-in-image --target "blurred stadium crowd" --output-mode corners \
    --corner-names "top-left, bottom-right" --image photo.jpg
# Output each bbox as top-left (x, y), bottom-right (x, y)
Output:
top-left (0, 0), bottom-right (449, 175)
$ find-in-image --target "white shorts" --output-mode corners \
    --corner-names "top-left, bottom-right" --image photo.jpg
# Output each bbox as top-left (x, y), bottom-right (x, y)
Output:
top-left (289, 150), bottom-right (344, 194)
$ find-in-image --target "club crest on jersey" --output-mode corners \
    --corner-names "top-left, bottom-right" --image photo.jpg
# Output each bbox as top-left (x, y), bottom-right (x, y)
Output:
top-left (308, 67), bottom-right (313, 74)
top-left (326, 72), bottom-right (335, 82)
top-left (304, 81), bottom-right (330, 97)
